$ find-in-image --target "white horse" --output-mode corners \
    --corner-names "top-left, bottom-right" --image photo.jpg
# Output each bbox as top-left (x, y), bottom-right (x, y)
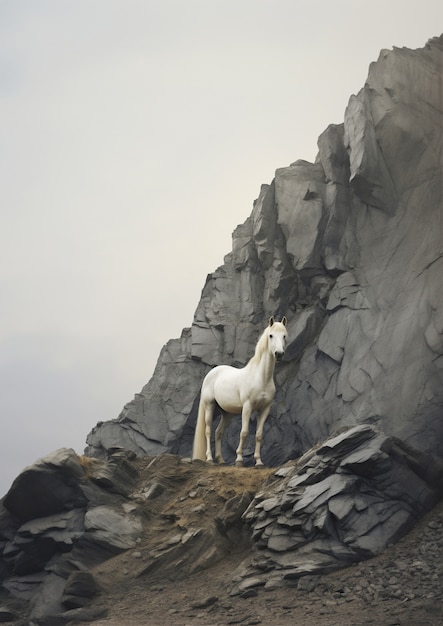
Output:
top-left (192, 316), bottom-right (288, 467)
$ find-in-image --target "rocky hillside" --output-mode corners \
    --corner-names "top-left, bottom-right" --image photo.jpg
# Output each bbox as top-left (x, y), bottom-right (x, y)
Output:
top-left (0, 427), bottom-right (441, 624)
top-left (86, 35), bottom-right (443, 470)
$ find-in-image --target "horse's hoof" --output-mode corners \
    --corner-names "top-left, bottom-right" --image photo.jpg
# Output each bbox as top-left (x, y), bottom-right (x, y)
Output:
top-left (206, 460), bottom-right (214, 465)
top-left (235, 461), bottom-right (244, 468)
top-left (254, 464), bottom-right (266, 470)
top-left (216, 460), bottom-right (226, 466)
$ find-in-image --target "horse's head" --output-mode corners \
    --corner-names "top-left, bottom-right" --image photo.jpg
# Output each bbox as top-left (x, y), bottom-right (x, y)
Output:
top-left (267, 316), bottom-right (288, 361)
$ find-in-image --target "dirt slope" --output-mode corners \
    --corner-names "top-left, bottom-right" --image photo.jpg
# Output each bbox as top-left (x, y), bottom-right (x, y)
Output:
top-left (74, 456), bottom-right (443, 626)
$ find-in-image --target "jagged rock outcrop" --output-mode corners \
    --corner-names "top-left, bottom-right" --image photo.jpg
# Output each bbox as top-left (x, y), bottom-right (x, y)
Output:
top-left (231, 424), bottom-right (443, 595)
top-left (0, 448), bottom-right (140, 622)
top-left (86, 35), bottom-right (443, 468)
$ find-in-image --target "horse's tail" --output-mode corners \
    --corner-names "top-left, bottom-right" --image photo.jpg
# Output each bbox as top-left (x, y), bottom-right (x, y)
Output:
top-left (192, 397), bottom-right (207, 461)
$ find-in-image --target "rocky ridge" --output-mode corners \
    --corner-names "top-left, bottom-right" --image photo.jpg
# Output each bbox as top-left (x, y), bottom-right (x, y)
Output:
top-left (0, 423), bottom-right (442, 624)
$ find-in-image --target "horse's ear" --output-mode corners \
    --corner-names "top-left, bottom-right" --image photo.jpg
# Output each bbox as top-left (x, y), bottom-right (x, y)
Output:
top-left (269, 316), bottom-right (275, 327)
top-left (281, 315), bottom-right (287, 326)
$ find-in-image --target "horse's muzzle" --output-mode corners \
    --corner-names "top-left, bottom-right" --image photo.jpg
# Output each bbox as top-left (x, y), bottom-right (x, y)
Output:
top-left (275, 351), bottom-right (284, 361)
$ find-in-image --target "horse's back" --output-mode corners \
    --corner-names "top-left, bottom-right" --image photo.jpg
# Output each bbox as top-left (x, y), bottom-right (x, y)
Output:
top-left (202, 364), bottom-right (244, 414)
top-left (202, 364), bottom-right (234, 387)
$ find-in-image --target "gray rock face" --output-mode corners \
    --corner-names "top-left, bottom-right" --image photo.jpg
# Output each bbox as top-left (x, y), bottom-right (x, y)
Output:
top-left (85, 36), bottom-right (443, 469)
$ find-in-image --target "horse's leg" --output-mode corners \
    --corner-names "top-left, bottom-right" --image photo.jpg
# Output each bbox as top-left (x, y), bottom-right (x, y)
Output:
top-left (215, 412), bottom-right (231, 464)
top-left (204, 402), bottom-right (215, 463)
top-left (254, 405), bottom-right (271, 467)
top-left (235, 402), bottom-right (252, 467)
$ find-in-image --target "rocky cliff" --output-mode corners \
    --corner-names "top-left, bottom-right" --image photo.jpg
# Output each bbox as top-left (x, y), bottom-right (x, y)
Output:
top-left (87, 35), bottom-right (443, 468)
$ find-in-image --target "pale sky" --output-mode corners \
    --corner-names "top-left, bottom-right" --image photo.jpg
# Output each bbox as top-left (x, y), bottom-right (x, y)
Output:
top-left (1, 0), bottom-right (442, 497)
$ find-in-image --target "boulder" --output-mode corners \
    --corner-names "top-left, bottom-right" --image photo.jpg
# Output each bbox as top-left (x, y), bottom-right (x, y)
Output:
top-left (62, 571), bottom-right (98, 609)
top-left (84, 505), bottom-right (142, 551)
top-left (3, 449), bottom-right (87, 522)
top-left (28, 572), bottom-right (66, 621)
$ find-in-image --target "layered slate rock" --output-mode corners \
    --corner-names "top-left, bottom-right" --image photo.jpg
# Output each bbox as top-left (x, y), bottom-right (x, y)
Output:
top-left (230, 425), bottom-right (443, 595)
top-left (0, 448), bottom-right (140, 622)
top-left (85, 35), bottom-right (443, 469)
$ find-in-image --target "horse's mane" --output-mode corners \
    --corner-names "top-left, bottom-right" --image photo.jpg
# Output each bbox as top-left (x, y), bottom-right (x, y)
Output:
top-left (249, 326), bottom-right (270, 365)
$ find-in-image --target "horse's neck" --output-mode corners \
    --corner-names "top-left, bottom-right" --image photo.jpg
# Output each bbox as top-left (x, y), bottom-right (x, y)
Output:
top-left (246, 348), bottom-right (275, 383)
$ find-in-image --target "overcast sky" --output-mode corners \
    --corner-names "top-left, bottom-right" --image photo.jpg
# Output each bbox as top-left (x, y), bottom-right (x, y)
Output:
top-left (1, 1), bottom-right (442, 497)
